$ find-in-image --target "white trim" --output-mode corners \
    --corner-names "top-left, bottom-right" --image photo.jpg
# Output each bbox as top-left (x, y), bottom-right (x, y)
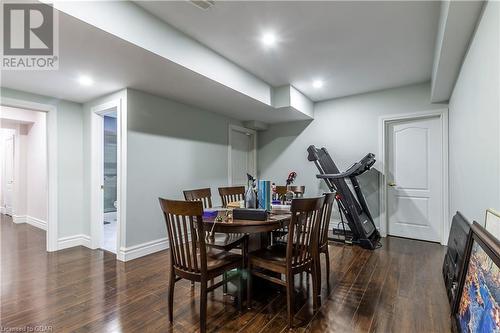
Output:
top-left (0, 207), bottom-right (5, 214)
top-left (378, 108), bottom-right (450, 245)
top-left (0, 97), bottom-right (58, 252)
top-left (27, 216), bottom-right (47, 230)
top-left (117, 238), bottom-right (169, 262)
top-left (90, 98), bottom-right (127, 259)
top-left (228, 124), bottom-right (257, 185)
top-left (9, 214), bottom-right (47, 230)
top-left (12, 214), bottom-right (27, 224)
top-left (58, 234), bottom-right (91, 250)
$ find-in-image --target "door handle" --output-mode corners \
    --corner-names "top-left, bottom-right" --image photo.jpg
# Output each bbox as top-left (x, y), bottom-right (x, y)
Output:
top-left (100, 185), bottom-right (104, 190)
top-left (388, 182), bottom-right (397, 187)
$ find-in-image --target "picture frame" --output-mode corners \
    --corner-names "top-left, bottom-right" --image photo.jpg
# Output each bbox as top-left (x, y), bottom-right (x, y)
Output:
top-left (452, 221), bottom-right (500, 333)
top-left (485, 208), bottom-right (500, 241)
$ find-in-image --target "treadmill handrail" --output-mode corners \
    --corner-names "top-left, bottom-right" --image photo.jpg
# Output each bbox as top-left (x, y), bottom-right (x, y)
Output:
top-left (316, 161), bottom-right (363, 179)
top-left (316, 173), bottom-right (351, 180)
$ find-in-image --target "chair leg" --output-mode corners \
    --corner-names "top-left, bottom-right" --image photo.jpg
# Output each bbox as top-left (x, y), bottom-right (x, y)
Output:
top-left (223, 272), bottom-right (228, 294)
top-left (200, 279), bottom-right (208, 333)
top-left (317, 259), bottom-right (321, 299)
top-left (247, 263), bottom-right (252, 309)
top-left (312, 263), bottom-right (319, 311)
top-left (286, 272), bottom-right (294, 329)
top-left (238, 269), bottom-right (243, 312)
top-left (168, 267), bottom-right (175, 323)
top-left (324, 249), bottom-right (330, 292)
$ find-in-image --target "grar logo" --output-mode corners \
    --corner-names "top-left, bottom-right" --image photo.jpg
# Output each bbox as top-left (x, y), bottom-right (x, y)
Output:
top-left (3, 3), bottom-right (53, 55)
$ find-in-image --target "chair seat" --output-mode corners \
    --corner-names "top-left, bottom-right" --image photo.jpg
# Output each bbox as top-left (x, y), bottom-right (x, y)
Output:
top-left (249, 243), bottom-right (287, 267)
top-left (205, 250), bottom-right (242, 272)
top-left (206, 232), bottom-right (246, 251)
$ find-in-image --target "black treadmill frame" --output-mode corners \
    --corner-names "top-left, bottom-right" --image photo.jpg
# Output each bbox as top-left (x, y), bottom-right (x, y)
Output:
top-left (307, 145), bottom-right (381, 250)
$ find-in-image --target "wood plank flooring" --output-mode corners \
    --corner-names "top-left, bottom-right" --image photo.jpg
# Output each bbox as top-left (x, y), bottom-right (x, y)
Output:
top-left (0, 214), bottom-right (451, 332)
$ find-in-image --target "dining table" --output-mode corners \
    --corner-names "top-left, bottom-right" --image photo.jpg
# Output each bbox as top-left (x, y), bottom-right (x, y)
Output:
top-left (202, 206), bottom-right (292, 250)
top-left (201, 206), bottom-right (292, 301)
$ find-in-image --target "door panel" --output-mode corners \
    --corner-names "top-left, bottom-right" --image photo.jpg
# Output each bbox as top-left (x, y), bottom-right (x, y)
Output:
top-left (230, 128), bottom-right (255, 186)
top-left (387, 117), bottom-right (442, 242)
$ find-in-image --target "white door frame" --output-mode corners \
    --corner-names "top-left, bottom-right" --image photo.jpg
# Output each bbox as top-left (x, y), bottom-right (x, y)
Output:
top-left (0, 97), bottom-right (58, 252)
top-left (228, 124), bottom-right (257, 185)
top-left (378, 108), bottom-right (449, 245)
top-left (2, 132), bottom-right (15, 216)
top-left (90, 98), bottom-right (127, 260)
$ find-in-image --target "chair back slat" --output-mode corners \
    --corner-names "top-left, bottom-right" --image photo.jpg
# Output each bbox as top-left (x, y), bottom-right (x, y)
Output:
top-left (183, 188), bottom-right (213, 209)
top-left (319, 193), bottom-right (336, 247)
top-left (159, 199), bottom-right (206, 275)
top-left (287, 185), bottom-right (305, 197)
top-left (218, 186), bottom-right (245, 207)
top-left (287, 197), bottom-right (325, 268)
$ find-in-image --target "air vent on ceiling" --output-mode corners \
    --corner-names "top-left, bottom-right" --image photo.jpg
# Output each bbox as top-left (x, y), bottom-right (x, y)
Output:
top-left (189, 0), bottom-right (215, 10)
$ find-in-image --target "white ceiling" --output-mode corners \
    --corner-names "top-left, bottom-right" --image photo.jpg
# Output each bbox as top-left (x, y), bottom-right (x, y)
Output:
top-left (1, 12), bottom-right (309, 123)
top-left (136, 1), bottom-right (441, 101)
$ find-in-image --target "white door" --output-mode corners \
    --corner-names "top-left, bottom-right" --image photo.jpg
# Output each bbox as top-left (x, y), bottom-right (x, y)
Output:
top-left (229, 126), bottom-right (256, 186)
top-left (4, 135), bottom-right (15, 215)
top-left (387, 117), bottom-right (443, 242)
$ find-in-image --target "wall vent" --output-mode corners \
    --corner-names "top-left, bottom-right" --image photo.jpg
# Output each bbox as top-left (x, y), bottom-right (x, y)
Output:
top-left (189, 0), bottom-right (215, 10)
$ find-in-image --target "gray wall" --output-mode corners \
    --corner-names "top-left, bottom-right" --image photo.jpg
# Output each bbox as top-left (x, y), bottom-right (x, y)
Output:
top-left (449, 1), bottom-right (500, 222)
top-left (258, 83), bottom-right (447, 228)
top-left (0, 88), bottom-right (85, 238)
top-left (125, 89), bottom-right (241, 247)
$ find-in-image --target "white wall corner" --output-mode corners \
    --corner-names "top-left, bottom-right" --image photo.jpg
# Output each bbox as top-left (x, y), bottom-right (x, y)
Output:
top-left (26, 216), bottom-right (47, 230)
top-left (58, 234), bottom-right (92, 250)
top-left (117, 238), bottom-right (169, 262)
top-left (12, 215), bottom-right (27, 224)
top-left (271, 85), bottom-right (314, 119)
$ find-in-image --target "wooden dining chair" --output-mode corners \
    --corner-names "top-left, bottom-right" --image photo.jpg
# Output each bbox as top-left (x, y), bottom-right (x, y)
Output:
top-left (247, 196), bottom-right (325, 328)
top-left (159, 199), bottom-right (244, 333)
top-left (275, 185), bottom-right (288, 203)
top-left (317, 192), bottom-right (336, 293)
top-left (218, 186), bottom-right (245, 207)
top-left (272, 185), bottom-right (306, 244)
top-left (183, 188), bottom-right (248, 293)
top-left (183, 187), bottom-right (213, 209)
top-left (287, 185), bottom-right (305, 198)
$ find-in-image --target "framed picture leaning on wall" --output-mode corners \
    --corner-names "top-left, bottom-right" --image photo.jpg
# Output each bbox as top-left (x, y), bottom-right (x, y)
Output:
top-left (452, 221), bottom-right (500, 333)
top-left (485, 208), bottom-right (500, 241)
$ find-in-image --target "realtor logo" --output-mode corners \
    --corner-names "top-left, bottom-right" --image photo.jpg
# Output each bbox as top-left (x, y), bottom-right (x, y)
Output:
top-left (1, 2), bottom-right (58, 70)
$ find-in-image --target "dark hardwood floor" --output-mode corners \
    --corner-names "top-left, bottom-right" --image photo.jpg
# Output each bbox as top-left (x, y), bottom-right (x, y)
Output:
top-left (1, 214), bottom-right (451, 332)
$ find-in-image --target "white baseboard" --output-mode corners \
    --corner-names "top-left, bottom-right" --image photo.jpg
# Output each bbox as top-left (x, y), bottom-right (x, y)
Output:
top-left (58, 234), bottom-right (91, 250)
top-left (11, 215), bottom-right (47, 230)
top-left (117, 237), bottom-right (169, 262)
top-left (12, 215), bottom-right (27, 224)
top-left (27, 216), bottom-right (47, 230)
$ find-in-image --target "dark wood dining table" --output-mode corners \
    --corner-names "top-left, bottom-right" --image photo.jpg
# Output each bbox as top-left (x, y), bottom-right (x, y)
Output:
top-left (202, 212), bottom-right (290, 233)
top-left (202, 207), bottom-right (292, 251)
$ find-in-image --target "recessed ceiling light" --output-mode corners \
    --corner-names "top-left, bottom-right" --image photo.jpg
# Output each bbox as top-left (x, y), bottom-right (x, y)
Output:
top-left (78, 75), bottom-right (93, 86)
top-left (312, 80), bottom-right (324, 89)
top-left (261, 32), bottom-right (277, 47)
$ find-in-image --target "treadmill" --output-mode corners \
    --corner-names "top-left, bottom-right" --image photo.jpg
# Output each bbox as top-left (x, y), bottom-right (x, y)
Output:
top-left (307, 145), bottom-right (381, 250)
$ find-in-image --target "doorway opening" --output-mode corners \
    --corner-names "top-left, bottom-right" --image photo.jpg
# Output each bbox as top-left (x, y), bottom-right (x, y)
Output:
top-left (103, 113), bottom-right (118, 253)
top-left (1, 129), bottom-right (15, 216)
top-left (0, 107), bottom-right (48, 234)
top-left (228, 125), bottom-right (257, 186)
top-left (90, 98), bottom-right (125, 259)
